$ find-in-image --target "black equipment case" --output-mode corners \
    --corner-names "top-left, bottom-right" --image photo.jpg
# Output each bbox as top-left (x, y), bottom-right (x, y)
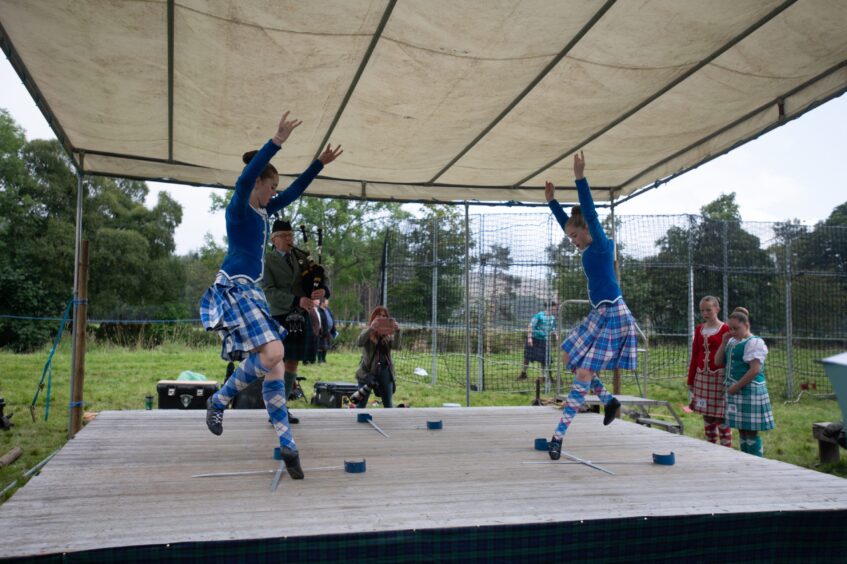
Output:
top-left (311, 381), bottom-right (361, 408)
top-left (157, 380), bottom-right (219, 409)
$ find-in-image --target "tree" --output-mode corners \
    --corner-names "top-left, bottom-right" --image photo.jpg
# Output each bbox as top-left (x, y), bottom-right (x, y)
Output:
top-left (0, 110), bottom-right (186, 350)
top-left (210, 189), bottom-right (409, 321)
top-left (386, 205), bottom-right (473, 327)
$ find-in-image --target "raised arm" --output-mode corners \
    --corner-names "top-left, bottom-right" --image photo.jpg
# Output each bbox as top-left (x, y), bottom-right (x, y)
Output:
top-left (230, 111), bottom-right (301, 212)
top-left (545, 181), bottom-right (570, 231)
top-left (573, 151), bottom-right (608, 246)
top-left (266, 144), bottom-right (343, 215)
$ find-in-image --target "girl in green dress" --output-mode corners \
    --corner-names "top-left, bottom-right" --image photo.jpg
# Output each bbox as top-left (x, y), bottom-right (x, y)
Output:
top-left (714, 307), bottom-right (775, 456)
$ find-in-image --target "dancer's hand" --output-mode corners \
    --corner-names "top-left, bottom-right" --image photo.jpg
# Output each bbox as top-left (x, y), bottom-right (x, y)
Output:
top-left (573, 150), bottom-right (585, 180)
top-left (544, 181), bottom-right (555, 203)
top-left (298, 297), bottom-right (313, 310)
top-left (310, 289), bottom-right (325, 300)
top-left (318, 144), bottom-right (343, 165)
top-left (273, 111), bottom-right (302, 145)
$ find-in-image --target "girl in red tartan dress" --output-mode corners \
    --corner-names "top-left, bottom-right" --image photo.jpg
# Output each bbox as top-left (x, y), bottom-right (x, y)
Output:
top-left (687, 296), bottom-right (732, 447)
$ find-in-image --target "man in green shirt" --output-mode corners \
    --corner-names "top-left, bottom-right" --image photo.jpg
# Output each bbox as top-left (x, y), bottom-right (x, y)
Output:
top-left (518, 301), bottom-right (559, 380)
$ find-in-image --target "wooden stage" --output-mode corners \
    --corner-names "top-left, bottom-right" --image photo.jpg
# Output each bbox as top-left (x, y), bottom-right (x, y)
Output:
top-left (2, 406), bottom-right (847, 561)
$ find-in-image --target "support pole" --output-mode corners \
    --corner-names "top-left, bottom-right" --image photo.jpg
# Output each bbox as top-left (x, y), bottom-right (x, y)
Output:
top-left (476, 254), bottom-right (485, 392)
top-left (431, 219), bottom-right (438, 385)
top-left (69, 240), bottom-right (89, 438)
top-left (722, 221), bottom-right (729, 322)
top-left (785, 236), bottom-right (794, 399)
top-left (609, 189), bottom-right (621, 395)
top-left (687, 215), bottom-right (696, 353)
top-left (381, 233), bottom-right (389, 306)
top-left (464, 202), bottom-right (471, 407)
top-left (68, 156), bottom-right (84, 439)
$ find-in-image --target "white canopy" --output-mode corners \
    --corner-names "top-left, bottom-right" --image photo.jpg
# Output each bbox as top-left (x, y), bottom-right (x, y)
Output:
top-left (1, 0), bottom-right (846, 204)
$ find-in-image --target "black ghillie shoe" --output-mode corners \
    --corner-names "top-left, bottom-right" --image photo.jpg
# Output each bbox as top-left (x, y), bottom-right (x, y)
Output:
top-left (206, 397), bottom-right (224, 436)
top-left (548, 436), bottom-right (562, 460)
top-left (288, 411), bottom-right (300, 425)
top-left (280, 447), bottom-right (304, 479)
top-left (604, 398), bottom-right (621, 426)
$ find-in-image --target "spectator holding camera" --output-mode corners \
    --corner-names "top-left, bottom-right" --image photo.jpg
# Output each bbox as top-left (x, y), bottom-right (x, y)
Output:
top-left (354, 306), bottom-right (401, 408)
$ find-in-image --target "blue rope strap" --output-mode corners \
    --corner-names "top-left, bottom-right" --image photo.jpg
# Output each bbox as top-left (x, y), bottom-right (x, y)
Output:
top-left (31, 297), bottom-right (74, 421)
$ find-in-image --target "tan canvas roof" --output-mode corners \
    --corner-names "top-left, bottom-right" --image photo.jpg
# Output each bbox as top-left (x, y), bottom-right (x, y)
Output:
top-left (1, 0), bottom-right (845, 204)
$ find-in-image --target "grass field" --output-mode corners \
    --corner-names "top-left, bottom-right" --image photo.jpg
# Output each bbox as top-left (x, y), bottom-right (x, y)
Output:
top-left (1, 341), bottom-right (845, 503)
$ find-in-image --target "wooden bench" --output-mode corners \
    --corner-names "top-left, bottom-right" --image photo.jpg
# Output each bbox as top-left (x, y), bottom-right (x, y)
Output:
top-left (572, 394), bottom-right (684, 434)
top-left (813, 422), bottom-right (841, 464)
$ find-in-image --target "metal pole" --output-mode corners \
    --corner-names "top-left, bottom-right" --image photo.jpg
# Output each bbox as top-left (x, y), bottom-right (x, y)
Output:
top-left (722, 221), bottom-right (729, 321)
top-left (464, 202), bottom-right (471, 407)
top-left (609, 189), bottom-right (621, 394)
top-left (381, 232), bottom-right (389, 306)
top-left (68, 155), bottom-right (84, 438)
top-left (476, 219), bottom-right (485, 392)
top-left (687, 216), bottom-right (695, 352)
top-left (69, 240), bottom-right (89, 438)
top-left (431, 219), bottom-right (438, 385)
top-left (785, 236), bottom-right (794, 399)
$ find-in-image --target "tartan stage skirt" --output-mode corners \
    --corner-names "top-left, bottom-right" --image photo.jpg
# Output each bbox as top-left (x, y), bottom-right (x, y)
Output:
top-left (724, 376), bottom-right (775, 431)
top-left (691, 367), bottom-right (727, 418)
top-left (523, 337), bottom-right (550, 365)
top-left (200, 273), bottom-right (286, 362)
top-left (561, 299), bottom-right (638, 373)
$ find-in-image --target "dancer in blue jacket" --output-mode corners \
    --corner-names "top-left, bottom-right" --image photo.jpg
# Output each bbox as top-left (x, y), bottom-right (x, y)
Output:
top-left (200, 110), bottom-right (342, 478)
top-left (545, 151), bottom-right (637, 460)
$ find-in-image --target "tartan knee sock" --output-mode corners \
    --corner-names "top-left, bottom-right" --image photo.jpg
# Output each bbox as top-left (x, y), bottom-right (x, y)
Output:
top-left (211, 354), bottom-right (261, 409)
top-left (704, 422), bottom-right (718, 444)
top-left (740, 436), bottom-right (759, 455)
top-left (263, 379), bottom-right (296, 451)
top-left (590, 375), bottom-right (614, 406)
top-left (554, 379), bottom-right (590, 440)
top-left (718, 424), bottom-right (732, 447)
top-left (750, 435), bottom-right (763, 457)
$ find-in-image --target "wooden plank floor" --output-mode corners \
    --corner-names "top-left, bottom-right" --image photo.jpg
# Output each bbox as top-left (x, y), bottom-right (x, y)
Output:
top-left (2, 406), bottom-right (847, 558)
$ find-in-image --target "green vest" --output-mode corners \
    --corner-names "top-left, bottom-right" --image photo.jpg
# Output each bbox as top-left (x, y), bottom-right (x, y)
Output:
top-left (726, 336), bottom-right (766, 383)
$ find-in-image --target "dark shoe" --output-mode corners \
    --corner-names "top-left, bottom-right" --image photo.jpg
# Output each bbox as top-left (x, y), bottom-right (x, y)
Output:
top-left (280, 447), bottom-right (304, 479)
top-left (604, 397), bottom-right (621, 426)
top-left (548, 436), bottom-right (562, 460)
top-left (288, 411), bottom-right (300, 425)
top-left (205, 397), bottom-right (224, 436)
top-left (517, 373), bottom-right (528, 380)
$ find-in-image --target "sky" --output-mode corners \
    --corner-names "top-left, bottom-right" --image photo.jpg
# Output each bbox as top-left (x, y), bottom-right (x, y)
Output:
top-left (2, 55), bottom-right (845, 255)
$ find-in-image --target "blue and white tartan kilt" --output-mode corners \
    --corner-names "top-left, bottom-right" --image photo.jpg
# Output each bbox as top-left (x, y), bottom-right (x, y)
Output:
top-left (724, 377), bottom-right (775, 431)
top-left (561, 300), bottom-right (638, 373)
top-left (200, 273), bottom-right (287, 362)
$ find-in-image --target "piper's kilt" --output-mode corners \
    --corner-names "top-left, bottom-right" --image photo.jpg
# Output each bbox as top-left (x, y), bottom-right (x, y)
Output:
top-left (725, 376), bottom-right (775, 431)
top-left (275, 313), bottom-right (318, 363)
top-left (523, 337), bottom-right (550, 366)
top-left (561, 299), bottom-right (638, 373)
top-left (691, 367), bottom-right (727, 418)
top-left (200, 273), bottom-right (286, 362)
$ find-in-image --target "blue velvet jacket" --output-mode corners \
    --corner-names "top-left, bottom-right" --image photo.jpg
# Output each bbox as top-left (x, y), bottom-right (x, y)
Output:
top-left (219, 140), bottom-right (323, 283)
top-left (548, 177), bottom-right (622, 307)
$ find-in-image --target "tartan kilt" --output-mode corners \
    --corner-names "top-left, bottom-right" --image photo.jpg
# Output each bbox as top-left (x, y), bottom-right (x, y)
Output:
top-left (274, 313), bottom-right (318, 363)
top-left (523, 337), bottom-right (550, 365)
top-left (561, 300), bottom-right (637, 373)
top-left (200, 273), bottom-right (286, 362)
top-left (724, 377), bottom-right (775, 431)
top-left (691, 367), bottom-right (727, 418)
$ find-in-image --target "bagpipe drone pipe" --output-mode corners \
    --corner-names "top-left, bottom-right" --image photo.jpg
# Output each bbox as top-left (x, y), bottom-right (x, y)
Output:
top-left (292, 224), bottom-right (326, 296)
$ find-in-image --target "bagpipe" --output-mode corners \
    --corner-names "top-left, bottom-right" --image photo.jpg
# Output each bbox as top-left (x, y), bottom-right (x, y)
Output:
top-left (291, 224), bottom-right (326, 297)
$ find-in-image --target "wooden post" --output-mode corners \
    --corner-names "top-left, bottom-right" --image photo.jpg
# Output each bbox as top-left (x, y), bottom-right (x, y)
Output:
top-left (0, 447), bottom-right (23, 468)
top-left (69, 240), bottom-right (89, 438)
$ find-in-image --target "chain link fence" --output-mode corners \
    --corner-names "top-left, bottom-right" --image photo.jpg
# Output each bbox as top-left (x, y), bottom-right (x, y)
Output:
top-left (382, 211), bottom-right (846, 399)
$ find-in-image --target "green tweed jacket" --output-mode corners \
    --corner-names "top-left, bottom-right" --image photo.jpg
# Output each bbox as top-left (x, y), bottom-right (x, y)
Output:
top-left (261, 250), bottom-right (306, 317)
